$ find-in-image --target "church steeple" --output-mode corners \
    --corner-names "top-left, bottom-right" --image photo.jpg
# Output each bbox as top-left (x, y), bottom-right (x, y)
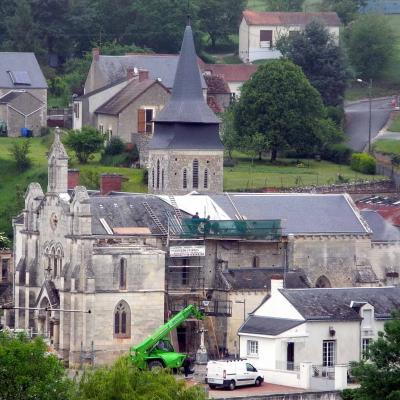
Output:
top-left (154, 23), bottom-right (219, 124)
top-left (48, 127), bottom-right (69, 193)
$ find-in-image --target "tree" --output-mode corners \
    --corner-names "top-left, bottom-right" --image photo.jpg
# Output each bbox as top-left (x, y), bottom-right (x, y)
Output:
top-left (322, 0), bottom-right (367, 25)
top-left (10, 139), bottom-right (31, 172)
top-left (266, 0), bottom-right (305, 11)
top-left (74, 357), bottom-right (206, 400)
top-left (0, 332), bottom-right (73, 400)
top-left (221, 107), bottom-right (241, 159)
top-left (348, 311), bottom-right (400, 400)
top-left (277, 20), bottom-right (349, 107)
top-left (234, 60), bottom-right (325, 161)
top-left (64, 126), bottom-right (104, 164)
top-left (198, 0), bottom-right (245, 48)
top-left (345, 14), bottom-right (395, 79)
top-left (0, 232), bottom-right (11, 250)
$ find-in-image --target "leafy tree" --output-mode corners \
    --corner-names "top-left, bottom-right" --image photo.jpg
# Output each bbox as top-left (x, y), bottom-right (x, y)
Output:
top-left (345, 14), bottom-right (395, 79)
top-left (10, 140), bottom-right (31, 172)
top-left (64, 126), bottom-right (104, 164)
top-left (348, 311), bottom-right (400, 399)
top-left (198, 0), bottom-right (245, 48)
top-left (322, 0), bottom-right (367, 25)
top-left (234, 60), bottom-right (325, 161)
top-left (266, 0), bottom-right (305, 11)
top-left (277, 20), bottom-right (348, 107)
top-left (0, 232), bottom-right (11, 249)
top-left (0, 332), bottom-right (73, 400)
top-left (74, 357), bottom-right (206, 400)
top-left (221, 107), bottom-right (241, 159)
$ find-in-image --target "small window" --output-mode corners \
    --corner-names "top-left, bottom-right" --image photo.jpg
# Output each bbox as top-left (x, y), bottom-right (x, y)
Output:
top-left (1, 259), bottom-right (9, 282)
top-left (323, 340), bottom-right (336, 367)
top-left (74, 103), bottom-right (79, 118)
top-left (114, 300), bottom-right (131, 338)
top-left (260, 30), bottom-right (273, 48)
top-left (119, 259), bottom-right (127, 289)
top-left (183, 168), bottom-right (187, 189)
top-left (156, 160), bottom-right (160, 189)
top-left (192, 159), bottom-right (199, 189)
top-left (99, 124), bottom-right (104, 133)
top-left (152, 168), bottom-right (155, 188)
top-left (145, 109), bottom-right (153, 134)
top-left (247, 340), bottom-right (259, 357)
top-left (204, 168), bottom-right (208, 189)
top-left (362, 338), bottom-right (371, 359)
top-left (252, 256), bottom-right (259, 268)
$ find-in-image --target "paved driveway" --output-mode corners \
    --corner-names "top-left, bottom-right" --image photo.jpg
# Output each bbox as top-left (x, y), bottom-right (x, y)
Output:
top-left (345, 98), bottom-right (393, 151)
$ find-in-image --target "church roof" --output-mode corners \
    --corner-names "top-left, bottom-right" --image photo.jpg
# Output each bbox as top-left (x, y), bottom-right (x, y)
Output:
top-left (154, 25), bottom-right (219, 124)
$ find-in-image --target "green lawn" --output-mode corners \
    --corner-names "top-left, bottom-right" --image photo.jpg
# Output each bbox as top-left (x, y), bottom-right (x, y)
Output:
top-left (223, 152), bottom-right (384, 191)
top-left (388, 112), bottom-right (400, 132)
top-left (0, 135), bottom-right (146, 237)
top-left (373, 139), bottom-right (400, 155)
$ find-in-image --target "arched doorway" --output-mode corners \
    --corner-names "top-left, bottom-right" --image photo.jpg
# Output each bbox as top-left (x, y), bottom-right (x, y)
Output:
top-left (315, 275), bottom-right (332, 288)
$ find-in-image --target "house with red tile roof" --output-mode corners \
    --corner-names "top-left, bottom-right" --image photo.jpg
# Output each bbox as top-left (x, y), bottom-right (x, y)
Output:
top-left (239, 10), bottom-right (341, 62)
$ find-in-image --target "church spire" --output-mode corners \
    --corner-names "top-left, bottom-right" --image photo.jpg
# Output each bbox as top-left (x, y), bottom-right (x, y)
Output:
top-left (48, 127), bottom-right (69, 193)
top-left (154, 23), bottom-right (219, 124)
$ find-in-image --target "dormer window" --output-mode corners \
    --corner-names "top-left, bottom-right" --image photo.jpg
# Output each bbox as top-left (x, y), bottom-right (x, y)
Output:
top-left (363, 309), bottom-right (373, 328)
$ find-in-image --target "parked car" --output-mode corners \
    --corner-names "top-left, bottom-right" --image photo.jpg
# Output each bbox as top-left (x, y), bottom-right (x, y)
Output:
top-left (206, 359), bottom-right (264, 390)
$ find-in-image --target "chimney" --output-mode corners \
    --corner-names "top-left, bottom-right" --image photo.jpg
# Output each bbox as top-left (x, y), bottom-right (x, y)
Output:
top-left (127, 67), bottom-right (135, 80)
top-left (138, 69), bottom-right (149, 82)
top-left (68, 169), bottom-right (80, 189)
top-left (270, 274), bottom-right (284, 297)
top-left (100, 173), bottom-right (122, 195)
top-left (92, 47), bottom-right (100, 61)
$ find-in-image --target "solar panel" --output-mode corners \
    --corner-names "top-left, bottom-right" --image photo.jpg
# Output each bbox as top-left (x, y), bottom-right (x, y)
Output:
top-left (8, 70), bottom-right (31, 85)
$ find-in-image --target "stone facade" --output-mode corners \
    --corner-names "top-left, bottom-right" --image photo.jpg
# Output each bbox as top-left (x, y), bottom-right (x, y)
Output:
top-left (148, 150), bottom-right (223, 195)
top-left (11, 133), bottom-right (165, 365)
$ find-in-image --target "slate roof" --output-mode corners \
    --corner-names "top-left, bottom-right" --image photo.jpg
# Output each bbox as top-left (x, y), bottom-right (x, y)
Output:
top-left (242, 10), bottom-right (341, 26)
top-left (222, 268), bottom-right (310, 290)
top-left (239, 316), bottom-right (304, 336)
top-left (210, 194), bottom-right (369, 235)
top-left (0, 91), bottom-right (44, 115)
top-left (96, 54), bottom-right (207, 90)
top-left (95, 79), bottom-right (169, 115)
top-left (202, 64), bottom-right (258, 83)
top-left (280, 287), bottom-right (400, 321)
top-left (0, 52), bottom-right (47, 89)
top-left (154, 25), bottom-right (219, 124)
top-left (90, 194), bottom-right (190, 235)
top-left (360, 210), bottom-right (400, 242)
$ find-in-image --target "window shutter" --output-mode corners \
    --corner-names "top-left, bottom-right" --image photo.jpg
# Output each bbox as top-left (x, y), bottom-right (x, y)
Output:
top-left (138, 109), bottom-right (146, 133)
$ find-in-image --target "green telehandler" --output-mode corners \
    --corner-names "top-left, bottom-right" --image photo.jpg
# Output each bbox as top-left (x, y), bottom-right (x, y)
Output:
top-left (130, 304), bottom-right (204, 370)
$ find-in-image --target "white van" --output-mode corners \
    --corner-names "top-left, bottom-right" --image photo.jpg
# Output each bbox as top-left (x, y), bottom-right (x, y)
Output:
top-left (206, 359), bottom-right (264, 390)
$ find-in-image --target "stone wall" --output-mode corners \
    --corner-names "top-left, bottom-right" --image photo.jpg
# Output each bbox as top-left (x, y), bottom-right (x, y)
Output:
top-left (148, 149), bottom-right (223, 195)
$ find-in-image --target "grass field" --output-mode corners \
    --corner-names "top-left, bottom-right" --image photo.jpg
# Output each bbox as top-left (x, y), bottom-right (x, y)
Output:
top-left (388, 113), bottom-right (400, 132)
top-left (223, 152), bottom-right (384, 191)
top-left (373, 139), bottom-right (400, 155)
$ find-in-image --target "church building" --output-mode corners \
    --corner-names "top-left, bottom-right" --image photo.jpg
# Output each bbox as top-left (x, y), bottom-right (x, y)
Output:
top-left (11, 129), bottom-right (165, 366)
top-left (147, 22), bottom-right (224, 195)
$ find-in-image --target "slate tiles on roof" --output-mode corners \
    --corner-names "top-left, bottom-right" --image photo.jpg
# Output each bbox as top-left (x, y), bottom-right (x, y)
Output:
top-left (210, 194), bottom-right (368, 235)
top-left (0, 52), bottom-right (47, 89)
top-left (239, 316), bottom-right (304, 336)
top-left (242, 10), bottom-right (341, 26)
top-left (360, 210), bottom-right (400, 242)
top-left (280, 287), bottom-right (400, 321)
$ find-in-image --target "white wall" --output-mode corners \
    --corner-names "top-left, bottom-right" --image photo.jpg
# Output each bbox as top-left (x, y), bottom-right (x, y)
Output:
top-left (72, 101), bottom-right (82, 130)
top-left (239, 18), bottom-right (249, 62)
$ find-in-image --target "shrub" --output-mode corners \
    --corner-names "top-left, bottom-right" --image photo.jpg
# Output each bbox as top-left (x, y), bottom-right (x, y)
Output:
top-left (104, 137), bottom-right (124, 155)
top-left (325, 106), bottom-right (345, 127)
top-left (100, 153), bottom-right (128, 167)
top-left (80, 170), bottom-right (100, 190)
top-left (351, 153), bottom-right (376, 174)
top-left (40, 127), bottom-right (51, 137)
top-left (322, 143), bottom-right (353, 164)
top-left (124, 144), bottom-right (139, 166)
top-left (10, 140), bottom-right (32, 171)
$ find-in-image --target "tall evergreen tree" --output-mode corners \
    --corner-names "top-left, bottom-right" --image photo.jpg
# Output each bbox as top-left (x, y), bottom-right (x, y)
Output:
top-left (277, 20), bottom-right (348, 107)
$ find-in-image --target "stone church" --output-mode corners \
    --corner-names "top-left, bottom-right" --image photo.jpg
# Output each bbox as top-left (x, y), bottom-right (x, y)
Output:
top-left (11, 131), bottom-right (165, 365)
top-left (147, 23), bottom-right (224, 195)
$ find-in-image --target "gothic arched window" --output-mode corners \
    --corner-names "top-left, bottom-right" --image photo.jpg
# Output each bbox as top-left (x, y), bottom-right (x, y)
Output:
top-left (192, 159), bottom-right (199, 189)
top-left (315, 275), bottom-right (331, 288)
top-left (152, 168), bottom-right (155, 188)
top-left (183, 168), bottom-right (187, 189)
top-left (119, 258), bottom-right (127, 290)
top-left (204, 168), bottom-right (208, 189)
top-left (114, 300), bottom-right (131, 338)
top-left (156, 160), bottom-right (160, 189)
top-left (161, 169), bottom-right (164, 190)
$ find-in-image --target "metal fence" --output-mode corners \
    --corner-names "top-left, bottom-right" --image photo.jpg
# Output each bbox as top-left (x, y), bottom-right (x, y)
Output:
top-left (312, 364), bottom-right (335, 380)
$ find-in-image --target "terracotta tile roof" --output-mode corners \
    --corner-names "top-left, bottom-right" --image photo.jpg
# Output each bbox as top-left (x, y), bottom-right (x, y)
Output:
top-left (204, 74), bottom-right (230, 94)
top-left (202, 63), bottom-right (258, 83)
top-left (242, 10), bottom-right (341, 26)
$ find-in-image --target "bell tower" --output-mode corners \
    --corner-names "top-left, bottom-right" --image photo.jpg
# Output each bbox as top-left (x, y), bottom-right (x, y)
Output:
top-left (47, 127), bottom-right (69, 193)
top-left (147, 21), bottom-right (224, 195)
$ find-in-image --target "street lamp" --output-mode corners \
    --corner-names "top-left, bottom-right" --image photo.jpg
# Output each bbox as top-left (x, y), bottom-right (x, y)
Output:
top-left (356, 78), bottom-right (373, 153)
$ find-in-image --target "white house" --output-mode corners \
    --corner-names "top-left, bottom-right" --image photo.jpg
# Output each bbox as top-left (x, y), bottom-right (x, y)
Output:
top-left (238, 278), bottom-right (400, 388)
top-left (239, 10), bottom-right (341, 62)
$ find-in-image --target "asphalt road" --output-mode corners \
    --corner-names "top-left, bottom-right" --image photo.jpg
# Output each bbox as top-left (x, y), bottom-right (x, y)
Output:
top-left (344, 98), bottom-right (393, 152)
